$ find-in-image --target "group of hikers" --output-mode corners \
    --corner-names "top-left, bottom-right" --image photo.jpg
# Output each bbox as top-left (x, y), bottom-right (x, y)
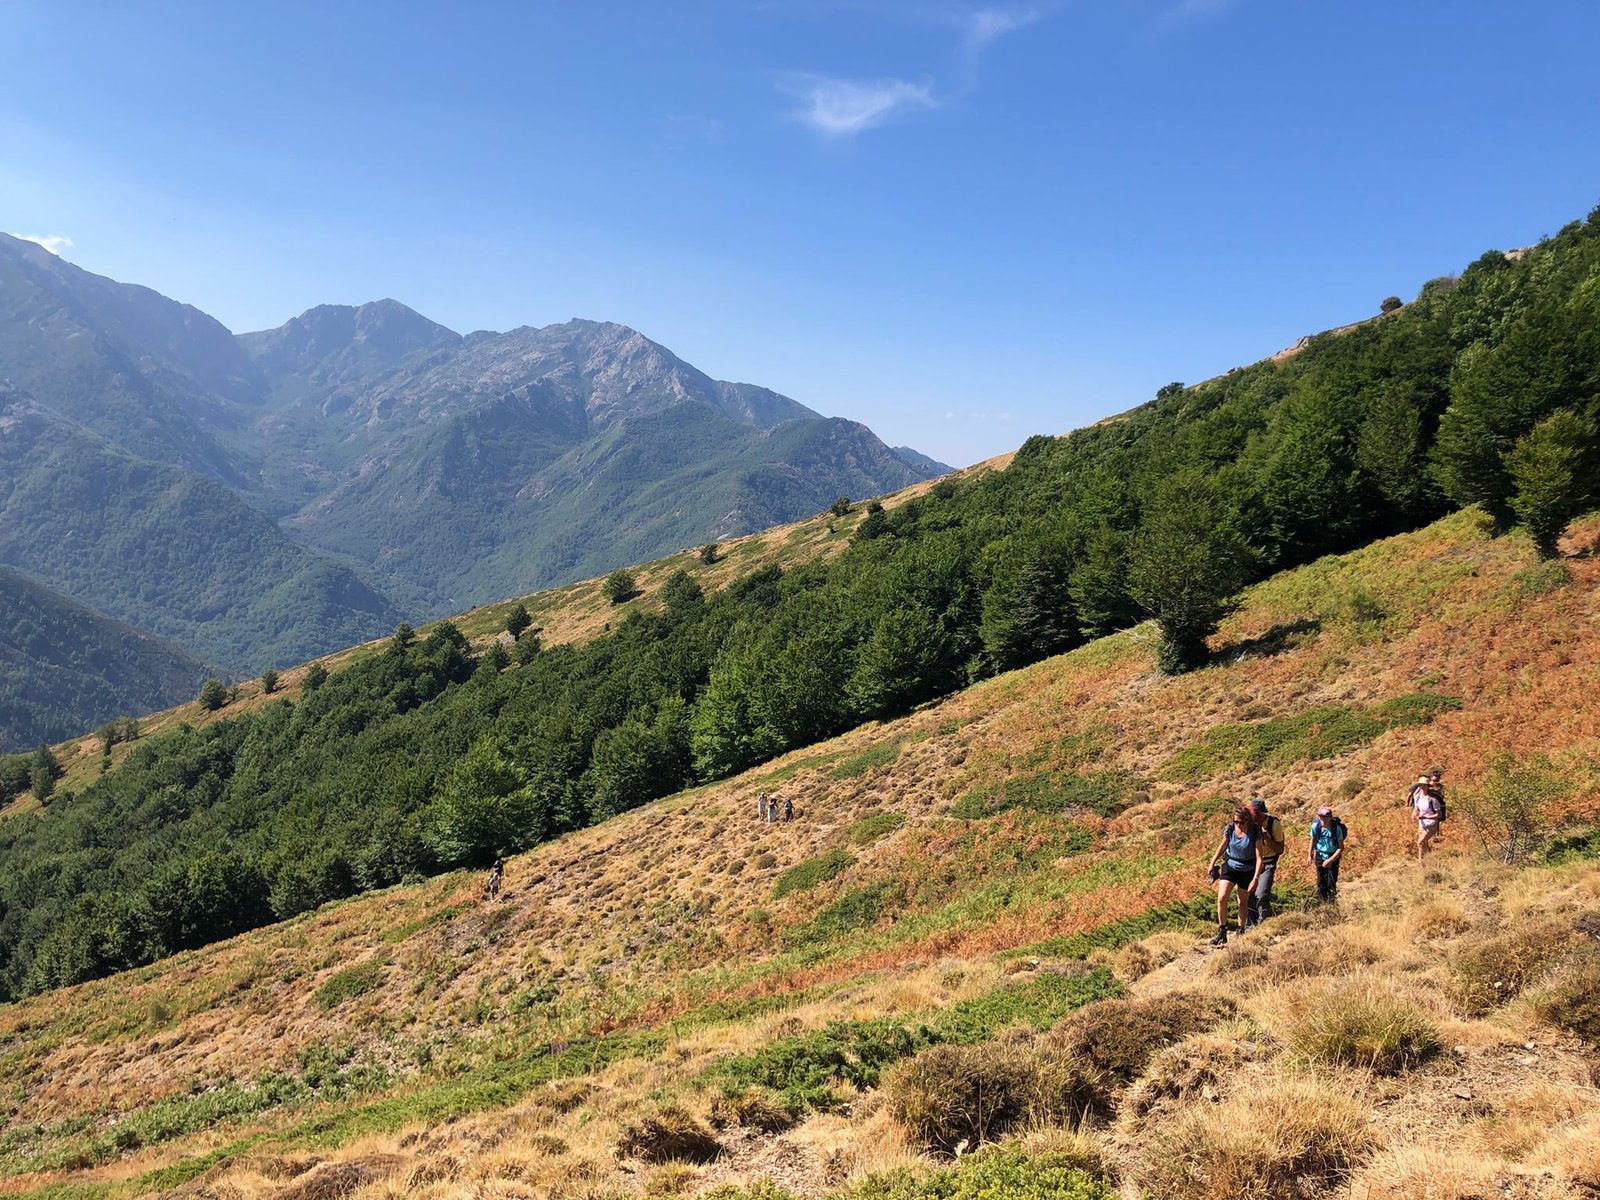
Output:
top-left (1204, 764), bottom-right (1446, 945)
top-left (756, 792), bottom-right (794, 823)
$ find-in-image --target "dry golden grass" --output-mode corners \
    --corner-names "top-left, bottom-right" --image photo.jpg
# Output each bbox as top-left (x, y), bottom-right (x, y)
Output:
top-left (6, 512), bottom-right (1600, 1197)
top-left (1133, 1075), bottom-right (1370, 1199)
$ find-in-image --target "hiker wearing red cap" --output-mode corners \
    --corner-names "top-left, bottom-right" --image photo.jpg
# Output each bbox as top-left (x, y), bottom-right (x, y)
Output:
top-left (1310, 804), bottom-right (1347, 902)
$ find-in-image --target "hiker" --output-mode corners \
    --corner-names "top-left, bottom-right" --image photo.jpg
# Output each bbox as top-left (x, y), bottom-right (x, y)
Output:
top-left (758, 792), bottom-right (768, 822)
top-left (1205, 804), bottom-right (1263, 946)
top-left (1409, 766), bottom-right (1445, 861)
top-left (766, 793), bottom-right (779, 824)
top-left (485, 857), bottom-right (504, 902)
top-left (1310, 806), bottom-right (1347, 901)
top-left (782, 795), bottom-right (794, 822)
top-left (1246, 798), bottom-right (1285, 927)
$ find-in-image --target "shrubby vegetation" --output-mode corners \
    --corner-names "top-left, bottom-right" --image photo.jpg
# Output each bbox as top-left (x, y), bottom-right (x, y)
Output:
top-left (4, 210), bottom-right (1600, 997)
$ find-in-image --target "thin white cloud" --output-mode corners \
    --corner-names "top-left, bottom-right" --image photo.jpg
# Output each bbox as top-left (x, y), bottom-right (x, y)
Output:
top-left (1165, 0), bottom-right (1236, 21)
top-left (786, 74), bottom-right (937, 137)
top-left (9, 233), bottom-right (73, 255)
top-left (964, 5), bottom-right (1046, 51)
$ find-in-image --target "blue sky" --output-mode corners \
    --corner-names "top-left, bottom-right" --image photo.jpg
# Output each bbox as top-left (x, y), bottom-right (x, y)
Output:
top-left (4, 1), bottom-right (1599, 467)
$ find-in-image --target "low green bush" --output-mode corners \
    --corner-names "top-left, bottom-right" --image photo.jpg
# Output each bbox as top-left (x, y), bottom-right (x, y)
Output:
top-left (773, 850), bottom-right (855, 899)
top-left (832, 740), bottom-right (904, 779)
top-left (313, 958), bottom-right (386, 1010)
top-left (849, 1142), bottom-right (1115, 1199)
top-left (1046, 993), bottom-right (1235, 1084)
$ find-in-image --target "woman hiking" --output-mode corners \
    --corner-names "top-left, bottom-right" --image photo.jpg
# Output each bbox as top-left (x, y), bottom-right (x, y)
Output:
top-left (1206, 804), bottom-right (1263, 946)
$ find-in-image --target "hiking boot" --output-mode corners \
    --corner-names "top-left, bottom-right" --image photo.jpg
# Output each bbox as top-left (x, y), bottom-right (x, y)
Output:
top-left (1209, 928), bottom-right (1227, 947)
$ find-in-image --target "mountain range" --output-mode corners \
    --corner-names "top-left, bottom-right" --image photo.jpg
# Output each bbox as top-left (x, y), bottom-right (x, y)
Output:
top-left (0, 233), bottom-right (945, 739)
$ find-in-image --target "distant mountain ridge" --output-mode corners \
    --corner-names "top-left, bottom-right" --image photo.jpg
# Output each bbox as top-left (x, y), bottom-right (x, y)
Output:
top-left (0, 233), bottom-right (947, 730)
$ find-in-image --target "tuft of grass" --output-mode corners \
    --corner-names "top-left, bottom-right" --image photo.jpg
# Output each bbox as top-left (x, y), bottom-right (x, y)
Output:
top-left (615, 1104), bottom-right (721, 1165)
top-left (1448, 919), bottom-right (1571, 1015)
top-left (953, 768), bottom-right (1137, 820)
top-left (707, 1087), bottom-right (796, 1134)
top-left (773, 849), bottom-right (855, 899)
top-left (1285, 984), bottom-right (1439, 1074)
top-left (1532, 956), bottom-right (1600, 1045)
top-left (312, 958), bottom-right (386, 1010)
top-left (883, 1041), bottom-right (1099, 1156)
top-left (847, 811), bottom-right (906, 845)
top-left (1164, 694), bottom-right (1462, 782)
top-left (1136, 1076), bottom-right (1368, 1200)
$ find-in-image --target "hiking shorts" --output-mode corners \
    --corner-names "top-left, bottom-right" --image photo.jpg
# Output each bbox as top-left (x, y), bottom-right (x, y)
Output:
top-left (1218, 864), bottom-right (1253, 888)
top-left (1418, 819), bottom-right (1441, 833)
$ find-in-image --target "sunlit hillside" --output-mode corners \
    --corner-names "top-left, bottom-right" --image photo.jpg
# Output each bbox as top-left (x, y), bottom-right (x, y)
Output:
top-left (3, 508), bottom-right (1597, 1198)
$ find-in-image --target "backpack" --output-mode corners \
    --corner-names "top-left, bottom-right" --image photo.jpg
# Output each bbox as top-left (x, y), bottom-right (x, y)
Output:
top-left (1410, 783), bottom-right (1446, 822)
top-left (1259, 815), bottom-right (1285, 858)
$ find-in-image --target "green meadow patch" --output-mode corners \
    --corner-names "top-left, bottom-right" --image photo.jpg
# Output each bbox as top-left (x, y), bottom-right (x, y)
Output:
top-left (313, 957), bottom-right (387, 1010)
top-left (953, 768), bottom-right (1138, 820)
top-left (713, 968), bottom-right (1119, 1113)
top-left (773, 850), bottom-right (855, 899)
top-left (1164, 693), bottom-right (1462, 782)
top-left (847, 811), bottom-right (907, 845)
top-left (832, 738), bottom-right (905, 779)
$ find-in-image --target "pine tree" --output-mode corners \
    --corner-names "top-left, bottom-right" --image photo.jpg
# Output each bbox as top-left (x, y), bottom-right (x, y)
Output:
top-left (1506, 407), bottom-right (1597, 558)
top-left (504, 604), bottom-right (533, 640)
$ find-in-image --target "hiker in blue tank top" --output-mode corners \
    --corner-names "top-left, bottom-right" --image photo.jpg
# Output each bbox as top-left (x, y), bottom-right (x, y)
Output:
top-left (1310, 804), bottom-right (1348, 902)
top-left (1204, 804), bottom-right (1263, 946)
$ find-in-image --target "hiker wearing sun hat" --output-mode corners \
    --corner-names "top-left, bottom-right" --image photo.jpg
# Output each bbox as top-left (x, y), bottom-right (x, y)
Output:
top-left (1310, 804), bottom-right (1347, 902)
top-left (1409, 765), bottom-right (1446, 860)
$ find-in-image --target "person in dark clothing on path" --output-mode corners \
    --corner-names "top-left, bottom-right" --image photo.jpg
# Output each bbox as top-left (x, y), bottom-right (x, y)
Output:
top-left (1246, 798), bottom-right (1285, 927)
top-left (1310, 805), bottom-right (1347, 901)
top-left (1206, 804), bottom-right (1263, 946)
top-left (782, 795), bottom-right (794, 822)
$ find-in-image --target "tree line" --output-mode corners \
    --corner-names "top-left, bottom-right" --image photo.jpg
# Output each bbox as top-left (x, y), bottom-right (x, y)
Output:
top-left (1, 206), bottom-right (1598, 998)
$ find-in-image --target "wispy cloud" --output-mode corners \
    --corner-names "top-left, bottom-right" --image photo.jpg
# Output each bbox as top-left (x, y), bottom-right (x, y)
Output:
top-left (9, 233), bottom-right (73, 255)
top-left (963, 5), bottom-right (1047, 51)
top-left (785, 74), bottom-right (937, 137)
top-left (1163, 0), bottom-right (1236, 22)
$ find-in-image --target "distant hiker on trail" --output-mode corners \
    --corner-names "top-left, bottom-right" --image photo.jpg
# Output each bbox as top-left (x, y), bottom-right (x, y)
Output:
top-left (1310, 806), bottom-right (1347, 902)
top-left (782, 795), bottom-right (794, 822)
top-left (758, 793), bottom-right (768, 822)
top-left (766, 793), bottom-right (779, 824)
top-left (485, 858), bottom-right (504, 902)
top-left (1206, 804), bottom-right (1263, 946)
top-left (1246, 798), bottom-right (1285, 927)
top-left (1409, 766), bottom-right (1446, 861)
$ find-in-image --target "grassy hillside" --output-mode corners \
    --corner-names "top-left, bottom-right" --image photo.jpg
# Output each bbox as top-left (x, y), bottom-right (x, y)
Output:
top-left (1, 508), bottom-right (1597, 1197)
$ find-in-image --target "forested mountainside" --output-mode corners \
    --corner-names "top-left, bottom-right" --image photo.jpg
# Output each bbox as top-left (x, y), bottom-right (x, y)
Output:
top-left (0, 233), bottom-right (944, 676)
top-left (0, 568), bottom-right (210, 752)
top-left (2, 206), bottom-right (1597, 1002)
top-left (0, 390), bottom-right (401, 673)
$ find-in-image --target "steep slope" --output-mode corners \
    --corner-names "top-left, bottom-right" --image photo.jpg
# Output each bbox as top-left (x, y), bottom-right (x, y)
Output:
top-left (0, 232), bottom-right (256, 482)
top-left (0, 391), bottom-right (399, 672)
top-left (1, 509), bottom-right (1596, 1196)
top-left (0, 568), bottom-right (211, 751)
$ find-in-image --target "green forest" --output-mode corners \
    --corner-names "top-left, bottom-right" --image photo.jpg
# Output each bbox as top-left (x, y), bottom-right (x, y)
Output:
top-left (2, 207), bottom-right (1597, 1000)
